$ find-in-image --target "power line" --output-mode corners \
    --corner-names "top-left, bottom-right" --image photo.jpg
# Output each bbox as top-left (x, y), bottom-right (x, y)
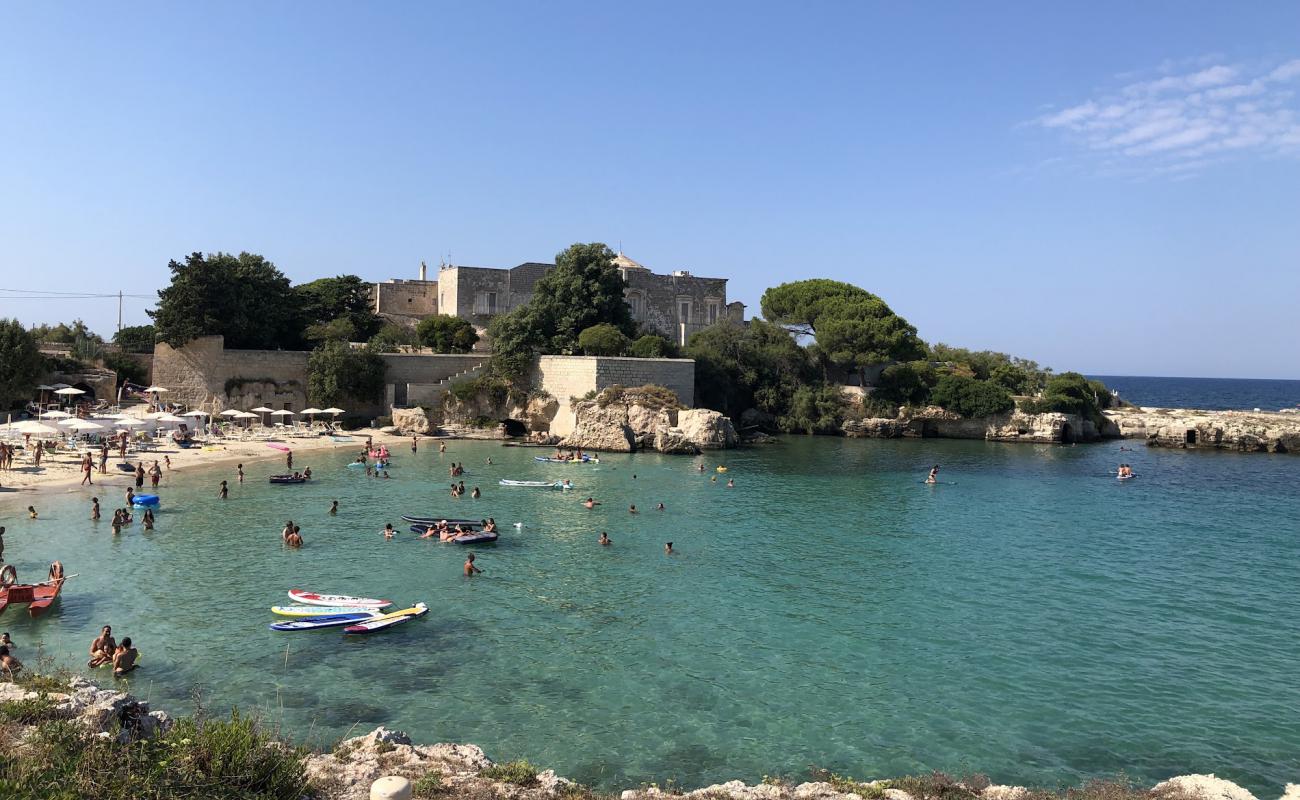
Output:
top-left (0, 288), bottom-right (151, 298)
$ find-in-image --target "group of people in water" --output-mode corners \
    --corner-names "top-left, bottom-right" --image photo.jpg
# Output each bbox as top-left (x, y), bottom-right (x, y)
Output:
top-left (413, 518), bottom-right (499, 542)
top-left (86, 625), bottom-right (138, 677)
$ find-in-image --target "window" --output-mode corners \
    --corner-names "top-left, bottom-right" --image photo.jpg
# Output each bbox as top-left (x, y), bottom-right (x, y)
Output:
top-left (629, 294), bottom-right (641, 317)
top-left (679, 301), bottom-right (691, 323)
top-left (473, 291), bottom-right (499, 315)
top-left (708, 302), bottom-right (719, 324)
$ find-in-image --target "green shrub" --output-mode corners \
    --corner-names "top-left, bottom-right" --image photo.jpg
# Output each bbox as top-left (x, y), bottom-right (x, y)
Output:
top-left (594, 384), bottom-right (683, 410)
top-left (413, 771), bottom-right (446, 797)
top-left (929, 375), bottom-right (1014, 418)
top-left (102, 351), bottom-right (148, 386)
top-left (481, 759), bottom-right (539, 786)
top-left (416, 315), bottom-right (479, 354)
top-left (0, 694), bottom-right (64, 724)
top-left (1019, 372), bottom-right (1114, 424)
top-left (627, 334), bottom-right (675, 358)
top-left (577, 323), bottom-right (630, 356)
top-left (779, 385), bottom-right (847, 434)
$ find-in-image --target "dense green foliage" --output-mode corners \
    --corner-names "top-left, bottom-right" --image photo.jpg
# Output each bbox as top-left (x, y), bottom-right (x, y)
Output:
top-left (577, 323), bottom-right (630, 356)
top-left (489, 242), bottom-right (633, 372)
top-left (479, 759), bottom-right (540, 786)
top-left (782, 385), bottom-right (848, 434)
top-left (929, 343), bottom-right (1046, 395)
top-left (0, 707), bottom-right (308, 800)
top-left (29, 319), bottom-right (100, 345)
top-left (306, 341), bottom-right (386, 407)
top-left (761, 279), bottom-right (925, 384)
top-left (687, 319), bottom-right (817, 426)
top-left (416, 314), bottom-right (479, 353)
top-left (367, 322), bottom-right (418, 353)
top-left (295, 275), bottom-right (382, 344)
top-left (0, 319), bottom-right (44, 411)
top-left (928, 374), bottom-right (1016, 418)
top-left (627, 334), bottom-right (675, 358)
top-left (102, 351), bottom-right (149, 386)
top-left (112, 324), bottom-right (156, 353)
top-left (150, 252), bottom-right (300, 349)
top-left (1020, 372), bottom-right (1115, 422)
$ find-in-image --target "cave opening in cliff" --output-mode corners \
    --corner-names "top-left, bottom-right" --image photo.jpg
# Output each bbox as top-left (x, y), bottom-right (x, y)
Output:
top-left (1185, 429), bottom-right (1197, 445)
top-left (1061, 422), bottom-right (1075, 443)
top-left (920, 421), bottom-right (938, 438)
top-left (501, 418), bottom-right (527, 437)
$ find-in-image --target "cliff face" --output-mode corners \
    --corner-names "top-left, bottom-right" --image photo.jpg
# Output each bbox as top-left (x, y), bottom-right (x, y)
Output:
top-left (561, 401), bottom-right (738, 454)
top-left (1104, 408), bottom-right (1300, 453)
top-left (843, 408), bottom-right (1100, 444)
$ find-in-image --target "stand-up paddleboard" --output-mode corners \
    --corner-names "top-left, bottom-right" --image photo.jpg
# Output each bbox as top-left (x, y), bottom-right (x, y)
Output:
top-left (267, 443), bottom-right (291, 452)
top-left (344, 603), bottom-right (428, 634)
top-left (272, 605), bottom-right (390, 617)
top-left (921, 481), bottom-right (957, 485)
top-left (401, 515), bottom-right (481, 526)
top-left (409, 525), bottom-right (498, 543)
top-left (269, 611), bottom-right (380, 631)
top-left (287, 590), bottom-right (391, 608)
top-left (499, 479), bottom-right (564, 488)
top-left (1117, 474), bottom-right (1136, 480)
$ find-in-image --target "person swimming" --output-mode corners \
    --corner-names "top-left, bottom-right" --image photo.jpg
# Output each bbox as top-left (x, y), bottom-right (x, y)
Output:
top-left (664, 542), bottom-right (674, 555)
top-left (329, 500), bottom-right (339, 515)
top-left (629, 504), bottom-right (638, 514)
top-left (27, 506), bottom-right (36, 519)
top-left (925, 465), bottom-right (940, 484)
top-left (726, 478), bottom-right (734, 488)
top-left (471, 486), bottom-right (480, 498)
top-left (382, 523), bottom-right (395, 540)
top-left (286, 526), bottom-right (303, 547)
top-left (656, 502), bottom-right (665, 511)
top-left (599, 531), bottom-right (611, 546)
top-left (217, 480), bottom-right (228, 499)
top-left (583, 497), bottom-right (600, 509)
top-left (112, 637), bottom-right (138, 677)
top-left (0, 645), bottom-right (22, 678)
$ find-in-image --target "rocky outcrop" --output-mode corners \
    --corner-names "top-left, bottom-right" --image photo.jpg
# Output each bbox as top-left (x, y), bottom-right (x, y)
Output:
top-left (677, 409), bottom-right (740, 449)
top-left (841, 409), bottom-right (1097, 444)
top-left (628, 404), bottom-right (676, 448)
top-left (1105, 408), bottom-right (1300, 453)
top-left (0, 677), bottom-right (172, 743)
top-left (562, 400), bottom-right (636, 452)
top-left (1153, 775), bottom-right (1258, 800)
top-left (390, 406), bottom-right (431, 435)
top-left (653, 426), bottom-right (701, 454)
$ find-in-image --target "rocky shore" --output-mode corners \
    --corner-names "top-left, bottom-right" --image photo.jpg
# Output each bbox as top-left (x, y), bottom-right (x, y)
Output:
top-left (2, 676), bottom-right (1297, 800)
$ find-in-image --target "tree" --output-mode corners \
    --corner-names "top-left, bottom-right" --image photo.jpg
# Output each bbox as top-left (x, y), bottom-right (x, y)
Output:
top-left (102, 351), bottom-right (148, 386)
top-left (367, 323), bottom-right (417, 353)
top-left (307, 341), bottom-right (386, 407)
top-left (577, 324), bottom-right (630, 356)
top-left (294, 275), bottom-right (382, 342)
top-left (1021, 372), bottom-right (1114, 422)
top-left (0, 319), bottom-right (44, 411)
top-left (760, 279), bottom-right (926, 385)
top-left (29, 319), bottom-right (101, 345)
top-left (873, 360), bottom-right (938, 408)
top-left (686, 319), bottom-right (818, 423)
top-left (488, 242), bottom-right (633, 368)
top-left (929, 374), bottom-right (1015, 418)
top-left (150, 252), bottom-right (300, 350)
top-left (304, 317), bottom-right (359, 344)
top-left (113, 325), bottom-right (156, 353)
top-left (782, 385), bottom-right (848, 434)
top-left (628, 334), bottom-right (675, 358)
top-left (416, 315), bottom-right (479, 353)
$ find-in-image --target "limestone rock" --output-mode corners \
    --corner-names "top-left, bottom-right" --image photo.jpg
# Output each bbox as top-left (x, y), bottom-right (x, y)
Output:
top-left (537, 768), bottom-right (575, 795)
top-left (628, 404), bottom-right (675, 447)
top-left (391, 407), bottom-right (431, 435)
top-left (843, 417), bottom-right (904, 438)
top-left (653, 425), bottom-right (700, 454)
top-left (561, 401), bottom-right (635, 452)
top-left (688, 780), bottom-right (785, 800)
top-left (1279, 784), bottom-right (1300, 800)
top-left (1105, 408), bottom-right (1300, 453)
top-left (982, 787), bottom-right (1029, 800)
top-left (1152, 775), bottom-right (1257, 800)
top-left (883, 790), bottom-right (916, 800)
top-left (677, 409), bottom-right (739, 449)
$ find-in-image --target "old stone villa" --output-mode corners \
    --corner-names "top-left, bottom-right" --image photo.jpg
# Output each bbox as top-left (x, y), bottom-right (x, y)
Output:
top-left (373, 252), bottom-right (745, 346)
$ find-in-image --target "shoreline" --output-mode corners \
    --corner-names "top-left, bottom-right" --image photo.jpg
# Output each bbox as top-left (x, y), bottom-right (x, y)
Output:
top-left (1, 674), bottom-right (1294, 800)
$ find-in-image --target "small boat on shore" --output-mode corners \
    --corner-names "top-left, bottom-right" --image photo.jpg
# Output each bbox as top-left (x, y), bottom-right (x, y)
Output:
top-left (0, 566), bottom-right (64, 618)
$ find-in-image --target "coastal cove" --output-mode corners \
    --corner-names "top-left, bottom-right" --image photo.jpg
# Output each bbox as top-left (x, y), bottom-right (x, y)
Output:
top-left (1, 437), bottom-right (1298, 793)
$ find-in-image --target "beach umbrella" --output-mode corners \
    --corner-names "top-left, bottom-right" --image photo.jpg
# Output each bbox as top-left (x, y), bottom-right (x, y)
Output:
top-left (154, 414), bottom-right (186, 424)
top-left (182, 410), bottom-right (209, 417)
top-left (65, 420), bottom-right (105, 431)
top-left (53, 387), bottom-right (84, 396)
top-left (144, 411), bottom-right (172, 419)
top-left (36, 384), bottom-right (54, 391)
top-left (56, 418), bottom-right (83, 426)
top-left (42, 410), bottom-right (73, 419)
top-left (219, 409), bottom-right (242, 417)
top-left (7, 420), bottom-right (61, 435)
top-left (322, 407), bottom-right (345, 416)
top-left (144, 386), bottom-right (169, 393)
top-left (113, 418), bottom-right (145, 427)
top-left (271, 409), bottom-right (295, 417)
top-left (50, 383), bottom-right (71, 390)
top-left (250, 406), bottom-right (274, 426)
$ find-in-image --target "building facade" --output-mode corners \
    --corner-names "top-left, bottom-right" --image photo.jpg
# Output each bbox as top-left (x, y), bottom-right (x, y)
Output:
top-left (373, 252), bottom-right (740, 345)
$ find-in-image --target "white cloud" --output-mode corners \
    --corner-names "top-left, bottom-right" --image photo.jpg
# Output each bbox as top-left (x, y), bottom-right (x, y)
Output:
top-left (1031, 58), bottom-right (1300, 176)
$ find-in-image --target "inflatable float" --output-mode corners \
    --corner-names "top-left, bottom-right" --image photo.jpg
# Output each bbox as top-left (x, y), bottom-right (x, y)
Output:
top-left (130, 494), bottom-right (160, 508)
top-left (499, 479), bottom-right (566, 488)
top-left (269, 475), bottom-right (306, 484)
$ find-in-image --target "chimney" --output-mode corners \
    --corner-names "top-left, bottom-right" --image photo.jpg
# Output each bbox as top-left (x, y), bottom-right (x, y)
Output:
top-left (419, 261), bottom-right (427, 281)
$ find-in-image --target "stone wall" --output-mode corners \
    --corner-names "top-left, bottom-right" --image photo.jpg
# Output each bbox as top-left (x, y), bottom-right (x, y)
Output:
top-left (374, 279), bottom-right (438, 317)
top-left (535, 355), bottom-right (695, 436)
top-left (623, 270), bottom-right (727, 345)
top-left (151, 336), bottom-right (310, 411)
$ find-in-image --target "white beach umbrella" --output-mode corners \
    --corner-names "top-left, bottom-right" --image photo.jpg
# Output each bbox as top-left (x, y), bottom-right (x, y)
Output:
top-left (36, 384), bottom-right (54, 391)
top-left (154, 414), bottom-right (186, 424)
top-left (53, 387), bottom-right (85, 396)
top-left (270, 409), bottom-right (295, 416)
top-left (250, 406), bottom-right (274, 425)
top-left (144, 386), bottom-right (169, 393)
top-left (322, 407), bottom-right (345, 415)
top-left (64, 420), bottom-right (106, 431)
top-left (56, 418), bottom-right (83, 427)
top-left (113, 418), bottom-right (146, 427)
top-left (8, 421), bottom-right (61, 435)
top-left (219, 409), bottom-right (243, 417)
top-left (182, 410), bottom-right (209, 418)
top-left (50, 383), bottom-right (71, 390)
top-left (42, 410), bottom-right (73, 419)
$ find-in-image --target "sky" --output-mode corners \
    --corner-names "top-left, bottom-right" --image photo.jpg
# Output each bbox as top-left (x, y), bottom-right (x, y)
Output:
top-left (1, 2), bottom-right (1298, 379)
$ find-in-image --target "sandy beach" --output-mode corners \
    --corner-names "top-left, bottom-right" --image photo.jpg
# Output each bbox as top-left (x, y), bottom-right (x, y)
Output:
top-left (0, 428), bottom-right (419, 500)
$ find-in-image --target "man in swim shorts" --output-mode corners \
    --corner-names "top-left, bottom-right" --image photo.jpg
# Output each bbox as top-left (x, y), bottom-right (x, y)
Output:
top-left (88, 626), bottom-right (116, 668)
top-left (112, 637), bottom-right (138, 676)
top-left (464, 553), bottom-right (482, 576)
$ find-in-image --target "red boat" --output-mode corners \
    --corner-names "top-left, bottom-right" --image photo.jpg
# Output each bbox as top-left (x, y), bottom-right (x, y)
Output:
top-left (0, 565), bottom-right (64, 617)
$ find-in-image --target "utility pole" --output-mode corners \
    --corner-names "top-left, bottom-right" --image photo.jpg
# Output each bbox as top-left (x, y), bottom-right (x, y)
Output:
top-left (118, 290), bottom-right (123, 332)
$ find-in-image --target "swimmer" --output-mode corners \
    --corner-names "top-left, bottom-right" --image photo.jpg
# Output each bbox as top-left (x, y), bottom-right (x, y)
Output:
top-left (142, 509), bottom-right (154, 530)
top-left (710, 475), bottom-right (717, 483)
top-left (303, 467), bottom-right (312, 480)
top-left (112, 637), bottom-right (138, 677)
top-left (412, 435), bottom-right (419, 452)
top-left (629, 504), bottom-right (638, 514)
top-left (0, 645), bottom-right (21, 678)
top-left (27, 506), bottom-right (37, 520)
top-left (471, 487), bottom-right (480, 499)
top-left (237, 463), bottom-right (244, 483)
top-left (0, 633), bottom-right (11, 650)
top-left (583, 497), bottom-right (600, 509)
top-left (664, 542), bottom-right (674, 555)
top-left (464, 552), bottom-right (482, 576)
top-left (286, 526), bottom-right (303, 548)
top-left (726, 478), bottom-right (734, 488)
top-left (925, 465), bottom-right (940, 485)
top-left (111, 510), bottom-right (123, 535)
top-left (439, 442), bottom-right (446, 453)
top-left (599, 531), bottom-right (611, 546)
top-left (382, 523), bottom-right (395, 540)
top-left (486, 457), bottom-right (493, 465)
top-left (656, 502), bottom-right (665, 511)
top-left (88, 626), bottom-right (116, 668)
top-left (329, 500), bottom-right (339, 515)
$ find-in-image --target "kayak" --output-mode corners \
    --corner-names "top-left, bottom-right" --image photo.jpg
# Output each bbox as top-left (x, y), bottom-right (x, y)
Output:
top-left (499, 479), bottom-right (565, 488)
top-left (272, 604), bottom-right (391, 617)
top-left (401, 515), bottom-right (482, 526)
top-left (287, 590), bottom-right (391, 608)
top-left (269, 611), bottom-right (380, 631)
top-left (344, 603), bottom-right (429, 634)
top-left (534, 456), bottom-right (598, 464)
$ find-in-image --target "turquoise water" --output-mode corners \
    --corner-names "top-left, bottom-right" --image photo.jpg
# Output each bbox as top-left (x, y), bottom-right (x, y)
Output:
top-left (2, 438), bottom-right (1298, 793)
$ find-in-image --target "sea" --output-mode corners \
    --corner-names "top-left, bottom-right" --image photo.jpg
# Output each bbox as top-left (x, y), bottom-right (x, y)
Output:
top-left (1090, 375), bottom-right (1300, 412)
top-left (1, 376), bottom-right (1298, 794)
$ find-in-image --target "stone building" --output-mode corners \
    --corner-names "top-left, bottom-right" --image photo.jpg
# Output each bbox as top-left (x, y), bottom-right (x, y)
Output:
top-left (372, 252), bottom-right (741, 345)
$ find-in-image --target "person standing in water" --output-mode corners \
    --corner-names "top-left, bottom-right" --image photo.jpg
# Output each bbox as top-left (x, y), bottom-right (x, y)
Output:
top-left (150, 461), bottom-right (161, 488)
top-left (217, 480), bottom-right (228, 499)
top-left (329, 500), bottom-right (339, 515)
top-left (664, 542), bottom-right (675, 555)
top-left (286, 450), bottom-right (293, 469)
top-left (90, 498), bottom-right (100, 520)
top-left (599, 531), bottom-right (612, 546)
top-left (237, 463), bottom-right (244, 483)
top-left (439, 441), bottom-right (446, 454)
top-left (925, 465), bottom-right (940, 484)
top-left (412, 436), bottom-right (418, 452)
top-left (464, 552), bottom-right (482, 576)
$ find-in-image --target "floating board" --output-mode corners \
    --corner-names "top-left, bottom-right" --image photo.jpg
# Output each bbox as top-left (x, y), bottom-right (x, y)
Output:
top-left (344, 603), bottom-right (428, 634)
top-left (534, 456), bottom-right (597, 464)
top-left (269, 611), bottom-right (379, 631)
top-left (410, 526), bottom-right (498, 543)
top-left (401, 515), bottom-right (482, 526)
top-left (499, 479), bottom-right (562, 488)
top-left (272, 604), bottom-right (390, 617)
top-left (269, 475), bottom-right (306, 484)
top-left (922, 481), bottom-right (957, 485)
top-left (287, 590), bottom-right (391, 608)
top-left (1117, 475), bottom-right (1136, 480)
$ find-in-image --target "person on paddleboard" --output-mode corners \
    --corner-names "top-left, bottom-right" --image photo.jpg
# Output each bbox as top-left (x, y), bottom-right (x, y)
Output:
top-left (926, 465), bottom-right (940, 484)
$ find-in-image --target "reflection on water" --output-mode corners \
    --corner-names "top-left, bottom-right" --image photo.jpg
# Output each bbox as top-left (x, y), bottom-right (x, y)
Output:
top-left (1, 438), bottom-right (1298, 792)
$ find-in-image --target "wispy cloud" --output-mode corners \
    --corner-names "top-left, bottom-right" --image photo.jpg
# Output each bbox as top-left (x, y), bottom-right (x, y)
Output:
top-left (1031, 59), bottom-right (1300, 176)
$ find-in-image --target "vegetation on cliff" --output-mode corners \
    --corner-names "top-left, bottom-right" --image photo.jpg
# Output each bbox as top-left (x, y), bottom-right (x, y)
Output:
top-left (306, 341), bottom-right (386, 408)
top-left (416, 315), bottom-right (479, 354)
top-left (0, 318), bottom-right (45, 411)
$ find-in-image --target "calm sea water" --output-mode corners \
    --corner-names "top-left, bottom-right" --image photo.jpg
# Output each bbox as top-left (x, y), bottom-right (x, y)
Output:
top-left (1091, 375), bottom-right (1300, 411)
top-left (2, 438), bottom-right (1298, 793)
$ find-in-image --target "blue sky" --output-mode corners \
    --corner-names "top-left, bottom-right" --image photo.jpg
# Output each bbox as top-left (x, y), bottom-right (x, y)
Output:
top-left (2, 2), bottom-right (1298, 378)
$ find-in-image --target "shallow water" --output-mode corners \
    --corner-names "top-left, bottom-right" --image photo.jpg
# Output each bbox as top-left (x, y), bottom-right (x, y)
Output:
top-left (2, 438), bottom-right (1298, 792)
